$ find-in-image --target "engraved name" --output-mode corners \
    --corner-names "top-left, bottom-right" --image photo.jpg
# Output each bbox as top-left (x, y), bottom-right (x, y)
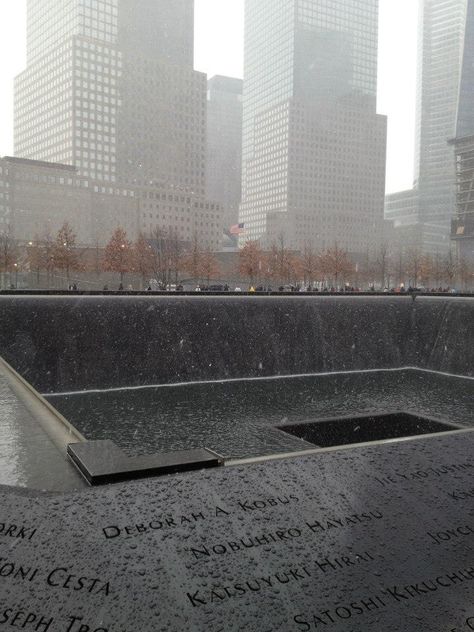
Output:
top-left (0, 608), bottom-right (53, 631)
top-left (0, 523), bottom-right (37, 541)
top-left (427, 524), bottom-right (474, 546)
top-left (293, 567), bottom-right (474, 629)
top-left (186, 551), bottom-right (375, 608)
top-left (374, 461), bottom-right (474, 488)
top-left (190, 510), bottom-right (383, 560)
top-left (448, 487), bottom-right (474, 502)
top-left (101, 495), bottom-right (300, 540)
top-left (0, 558), bottom-right (111, 596)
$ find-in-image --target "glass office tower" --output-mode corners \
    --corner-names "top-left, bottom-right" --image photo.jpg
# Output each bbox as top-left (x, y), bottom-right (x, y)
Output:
top-left (240, 0), bottom-right (387, 255)
top-left (387, 0), bottom-right (470, 255)
top-left (415, 0), bottom-right (469, 252)
top-left (451, 0), bottom-right (474, 262)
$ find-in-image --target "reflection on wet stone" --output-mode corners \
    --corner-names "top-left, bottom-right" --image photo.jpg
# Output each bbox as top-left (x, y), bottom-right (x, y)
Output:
top-left (0, 434), bottom-right (474, 630)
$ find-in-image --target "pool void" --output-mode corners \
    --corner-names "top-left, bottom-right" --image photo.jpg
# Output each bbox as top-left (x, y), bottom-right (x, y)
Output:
top-left (278, 412), bottom-right (461, 448)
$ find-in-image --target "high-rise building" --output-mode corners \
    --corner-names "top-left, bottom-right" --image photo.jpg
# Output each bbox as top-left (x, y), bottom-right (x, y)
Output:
top-left (386, 0), bottom-right (470, 255)
top-left (206, 76), bottom-right (243, 238)
top-left (239, 0), bottom-right (387, 255)
top-left (15, 0), bottom-right (205, 195)
top-left (451, 0), bottom-right (474, 262)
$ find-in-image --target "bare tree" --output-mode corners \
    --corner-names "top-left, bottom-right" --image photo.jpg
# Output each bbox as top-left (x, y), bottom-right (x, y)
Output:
top-left (201, 248), bottom-right (220, 287)
top-left (391, 247), bottom-right (405, 288)
top-left (0, 231), bottom-right (18, 288)
top-left (27, 236), bottom-right (43, 285)
top-left (53, 222), bottom-right (81, 283)
top-left (270, 234), bottom-right (295, 285)
top-left (458, 255), bottom-right (474, 291)
top-left (133, 233), bottom-right (154, 289)
top-left (104, 227), bottom-right (132, 285)
top-left (181, 233), bottom-right (205, 283)
top-left (149, 226), bottom-right (168, 284)
top-left (148, 226), bottom-right (183, 286)
top-left (374, 243), bottom-right (391, 289)
top-left (442, 250), bottom-right (457, 289)
top-left (405, 248), bottom-right (423, 287)
top-left (300, 242), bottom-right (320, 287)
top-left (319, 243), bottom-right (354, 287)
top-left (431, 251), bottom-right (443, 288)
top-left (167, 227), bottom-right (183, 285)
top-left (238, 240), bottom-right (264, 285)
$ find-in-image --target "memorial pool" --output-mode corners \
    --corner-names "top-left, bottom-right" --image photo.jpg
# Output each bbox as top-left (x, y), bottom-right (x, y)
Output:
top-left (0, 294), bottom-right (473, 631)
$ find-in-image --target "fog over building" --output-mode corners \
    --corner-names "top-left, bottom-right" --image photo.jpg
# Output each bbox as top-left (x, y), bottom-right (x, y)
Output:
top-left (12, 0), bottom-right (220, 249)
top-left (239, 0), bottom-right (387, 256)
top-left (386, 0), bottom-right (471, 255)
top-left (206, 75), bottom-right (243, 240)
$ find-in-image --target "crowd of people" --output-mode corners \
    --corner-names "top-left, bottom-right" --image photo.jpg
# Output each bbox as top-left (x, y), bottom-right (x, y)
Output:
top-left (95, 283), bottom-right (460, 294)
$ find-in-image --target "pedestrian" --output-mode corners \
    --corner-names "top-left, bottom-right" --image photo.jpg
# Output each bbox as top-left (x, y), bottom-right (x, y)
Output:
top-left (118, 282), bottom-right (124, 291)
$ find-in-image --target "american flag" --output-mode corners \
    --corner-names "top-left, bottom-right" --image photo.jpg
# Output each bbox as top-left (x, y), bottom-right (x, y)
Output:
top-left (230, 222), bottom-right (245, 235)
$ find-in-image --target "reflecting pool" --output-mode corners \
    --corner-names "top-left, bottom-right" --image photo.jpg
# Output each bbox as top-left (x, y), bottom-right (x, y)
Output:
top-left (47, 370), bottom-right (474, 460)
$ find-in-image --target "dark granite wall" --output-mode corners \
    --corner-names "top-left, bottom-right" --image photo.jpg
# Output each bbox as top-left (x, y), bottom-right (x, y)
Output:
top-left (0, 296), bottom-right (472, 393)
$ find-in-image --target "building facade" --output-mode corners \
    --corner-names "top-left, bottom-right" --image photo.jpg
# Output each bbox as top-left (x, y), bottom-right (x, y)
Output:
top-left (0, 156), bottom-right (138, 246)
top-left (387, 0), bottom-right (470, 255)
top-left (239, 0), bottom-right (387, 256)
top-left (206, 76), bottom-right (243, 238)
top-left (0, 156), bottom-right (220, 252)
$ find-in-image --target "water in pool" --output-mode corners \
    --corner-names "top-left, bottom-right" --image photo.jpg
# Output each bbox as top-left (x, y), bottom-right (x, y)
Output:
top-left (46, 369), bottom-right (474, 460)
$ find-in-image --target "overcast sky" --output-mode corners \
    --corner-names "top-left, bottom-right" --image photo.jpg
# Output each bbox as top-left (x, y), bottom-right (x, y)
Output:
top-left (0, 0), bottom-right (418, 194)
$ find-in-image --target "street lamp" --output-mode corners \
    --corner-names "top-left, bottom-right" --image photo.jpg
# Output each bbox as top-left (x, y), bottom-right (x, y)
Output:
top-left (13, 263), bottom-right (18, 289)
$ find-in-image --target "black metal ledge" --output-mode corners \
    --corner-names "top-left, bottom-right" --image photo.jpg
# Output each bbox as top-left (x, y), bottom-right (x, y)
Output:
top-left (67, 440), bottom-right (223, 485)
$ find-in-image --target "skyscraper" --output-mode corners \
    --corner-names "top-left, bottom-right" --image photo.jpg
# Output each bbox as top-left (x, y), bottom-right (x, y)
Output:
top-left (206, 76), bottom-right (243, 238)
top-left (386, 0), bottom-right (470, 254)
top-left (451, 0), bottom-right (474, 262)
top-left (239, 0), bottom-right (387, 255)
top-left (15, 0), bottom-right (205, 195)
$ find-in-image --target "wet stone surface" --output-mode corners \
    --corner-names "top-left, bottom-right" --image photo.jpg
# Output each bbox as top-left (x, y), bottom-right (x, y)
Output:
top-left (1, 432), bottom-right (474, 631)
top-left (47, 370), bottom-right (474, 458)
top-left (0, 373), bottom-right (84, 491)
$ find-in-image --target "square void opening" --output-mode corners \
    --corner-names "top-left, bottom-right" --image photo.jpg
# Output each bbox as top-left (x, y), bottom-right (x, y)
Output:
top-left (278, 412), bottom-right (460, 449)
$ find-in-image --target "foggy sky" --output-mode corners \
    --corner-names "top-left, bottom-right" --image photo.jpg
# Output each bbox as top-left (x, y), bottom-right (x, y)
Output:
top-left (0, 0), bottom-right (418, 194)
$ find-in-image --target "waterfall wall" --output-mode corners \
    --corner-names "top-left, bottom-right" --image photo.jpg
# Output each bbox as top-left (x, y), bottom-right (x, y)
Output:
top-left (0, 296), bottom-right (472, 393)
